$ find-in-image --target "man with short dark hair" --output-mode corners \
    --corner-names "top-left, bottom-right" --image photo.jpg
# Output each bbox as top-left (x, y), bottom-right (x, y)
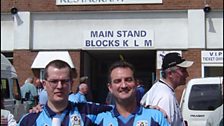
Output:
top-left (141, 52), bottom-right (194, 126)
top-left (18, 60), bottom-right (111, 126)
top-left (25, 60), bottom-right (169, 126)
top-left (95, 60), bottom-right (170, 125)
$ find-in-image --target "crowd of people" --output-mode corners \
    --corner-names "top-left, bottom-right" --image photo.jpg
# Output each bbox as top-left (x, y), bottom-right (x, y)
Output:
top-left (1, 52), bottom-right (223, 126)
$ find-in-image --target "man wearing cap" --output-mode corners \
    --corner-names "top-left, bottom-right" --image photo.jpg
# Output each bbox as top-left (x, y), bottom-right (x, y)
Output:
top-left (140, 52), bottom-right (193, 126)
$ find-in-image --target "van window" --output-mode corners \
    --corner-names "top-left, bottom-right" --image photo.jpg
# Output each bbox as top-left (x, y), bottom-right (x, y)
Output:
top-left (1, 79), bottom-right (10, 98)
top-left (188, 84), bottom-right (222, 110)
top-left (12, 78), bottom-right (21, 100)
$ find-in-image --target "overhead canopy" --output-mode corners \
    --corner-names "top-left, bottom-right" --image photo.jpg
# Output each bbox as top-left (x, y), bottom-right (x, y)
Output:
top-left (31, 51), bottom-right (75, 69)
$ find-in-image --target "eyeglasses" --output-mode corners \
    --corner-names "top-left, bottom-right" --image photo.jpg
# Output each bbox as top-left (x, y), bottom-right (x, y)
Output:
top-left (46, 79), bottom-right (71, 87)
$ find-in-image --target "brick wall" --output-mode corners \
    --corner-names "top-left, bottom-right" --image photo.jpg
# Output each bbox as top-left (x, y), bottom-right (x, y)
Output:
top-left (13, 50), bottom-right (38, 86)
top-left (13, 50), bottom-right (81, 92)
top-left (1, 0), bottom-right (223, 13)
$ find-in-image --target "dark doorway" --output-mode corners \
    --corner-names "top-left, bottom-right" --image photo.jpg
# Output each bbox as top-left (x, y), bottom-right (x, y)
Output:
top-left (81, 50), bottom-right (156, 103)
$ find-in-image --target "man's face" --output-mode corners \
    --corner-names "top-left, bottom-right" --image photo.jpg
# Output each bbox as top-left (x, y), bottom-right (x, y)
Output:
top-left (82, 84), bottom-right (89, 94)
top-left (108, 67), bottom-right (136, 103)
top-left (83, 86), bottom-right (88, 94)
top-left (171, 66), bottom-right (189, 86)
top-left (43, 66), bottom-right (71, 104)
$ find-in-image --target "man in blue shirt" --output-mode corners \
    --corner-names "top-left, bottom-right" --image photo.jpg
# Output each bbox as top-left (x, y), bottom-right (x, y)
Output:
top-left (17, 59), bottom-right (111, 126)
top-left (136, 78), bottom-right (145, 103)
top-left (69, 83), bottom-right (89, 103)
top-left (23, 60), bottom-right (169, 126)
top-left (38, 89), bottom-right (48, 105)
top-left (95, 60), bottom-right (170, 126)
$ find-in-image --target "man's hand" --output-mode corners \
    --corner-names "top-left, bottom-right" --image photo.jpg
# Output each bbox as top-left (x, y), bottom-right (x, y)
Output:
top-left (29, 104), bottom-right (43, 113)
top-left (144, 104), bottom-right (171, 123)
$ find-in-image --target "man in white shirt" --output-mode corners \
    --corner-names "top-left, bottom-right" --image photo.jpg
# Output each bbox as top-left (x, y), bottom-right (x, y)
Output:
top-left (141, 52), bottom-right (193, 126)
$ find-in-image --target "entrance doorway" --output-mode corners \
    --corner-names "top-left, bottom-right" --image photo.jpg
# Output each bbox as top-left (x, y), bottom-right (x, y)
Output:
top-left (81, 50), bottom-right (156, 103)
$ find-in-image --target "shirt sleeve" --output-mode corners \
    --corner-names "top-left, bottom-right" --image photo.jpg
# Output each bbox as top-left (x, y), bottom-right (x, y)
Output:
top-left (7, 112), bottom-right (17, 126)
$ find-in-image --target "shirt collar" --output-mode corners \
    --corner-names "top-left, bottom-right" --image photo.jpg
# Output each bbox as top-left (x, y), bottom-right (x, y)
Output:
top-left (159, 79), bottom-right (175, 92)
top-left (111, 104), bottom-right (143, 117)
top-left (44, 101), bottom-right (73, 117)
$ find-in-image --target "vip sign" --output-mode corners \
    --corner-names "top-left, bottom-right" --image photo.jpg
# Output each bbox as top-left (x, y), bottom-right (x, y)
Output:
top-left (201, 51), bottom-right (223, 63)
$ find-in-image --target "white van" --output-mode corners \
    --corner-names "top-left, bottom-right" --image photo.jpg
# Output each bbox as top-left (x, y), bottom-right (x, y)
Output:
top-left (180, 77), bottom-right (223, 126)
top-left (1, 54), bottom-right (28, 121)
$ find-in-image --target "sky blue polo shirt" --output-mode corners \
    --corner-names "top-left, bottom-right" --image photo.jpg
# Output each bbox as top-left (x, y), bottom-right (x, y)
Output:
top-left (17, 101), bottom-right (112, 126)
top-left (95, 105), bottom-right (170, 126)
top-left (69, 92), bottom-right (87, 103)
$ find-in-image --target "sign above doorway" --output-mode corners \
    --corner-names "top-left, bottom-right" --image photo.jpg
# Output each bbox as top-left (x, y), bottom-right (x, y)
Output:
top-left (56, 0), bottom-right (162, 5)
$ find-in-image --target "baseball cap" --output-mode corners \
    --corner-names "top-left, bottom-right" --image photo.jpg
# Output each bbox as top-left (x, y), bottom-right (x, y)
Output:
top-left (162, 52), bottom-right (193, 70)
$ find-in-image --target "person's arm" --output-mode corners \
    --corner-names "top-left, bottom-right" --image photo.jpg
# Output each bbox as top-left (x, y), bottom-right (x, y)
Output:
top-left (7, 112), bottom-right (17, 126)
top-left (1, 109), bottom-right (17, 126)
top-left (29, 104), bottom-right (43, 113)
top-left (77, 102), bottom-right (112, 114)
top-left (148, 105), bottom-right (171, 123)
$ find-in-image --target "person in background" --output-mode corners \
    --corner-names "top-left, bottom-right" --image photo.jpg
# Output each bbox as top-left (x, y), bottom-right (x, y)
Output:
top-left (141, 52), bottom-right (193, 126)
top-left (35, 78), bottom-right (48, 106)
top-left (18, 60), bottom-right (112, 126)
top-left (95, 60), bottom-right (170, 125)
top-left (206, 79), bottom-right (223, 126)
top-left (38, 87), bottom-right (48, 106)
top-left (35, 78), bottom-right (44, 96)
top-left (69, 83), bottom-right (89, 103)
top-left (20, 77), bottom-right (38, 110)
top-left (135, 78), bottom-right (145, 103)
top-left (105, 91), bottom-right (116, 105)
top-left (1, 96), bottom-right (17, 126)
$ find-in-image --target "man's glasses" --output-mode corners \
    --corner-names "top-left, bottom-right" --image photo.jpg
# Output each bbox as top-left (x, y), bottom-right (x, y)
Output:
top-left (46, 79), bottom-right (71, 87)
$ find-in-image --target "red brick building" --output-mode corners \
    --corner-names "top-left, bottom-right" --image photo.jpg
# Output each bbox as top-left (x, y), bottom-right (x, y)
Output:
top-left (1, 0), bottom-right (223, 103)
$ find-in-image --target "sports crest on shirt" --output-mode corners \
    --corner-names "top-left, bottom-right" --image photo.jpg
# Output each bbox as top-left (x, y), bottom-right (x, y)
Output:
top-left (137, 120), bottom-right (148, 126)
top-left (71, 114), bottom-right (81, 126)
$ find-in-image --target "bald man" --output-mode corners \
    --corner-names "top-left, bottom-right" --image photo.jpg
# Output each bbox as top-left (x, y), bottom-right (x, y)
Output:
top-left (69, 83), bottom-right (89, 103)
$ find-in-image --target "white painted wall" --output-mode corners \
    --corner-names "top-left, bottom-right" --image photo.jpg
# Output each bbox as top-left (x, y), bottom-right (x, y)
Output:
top-left (13, 12), bottom-right (31, 49)
top-left (188, 9), bottom-right (205, 48)
top-left (1, 14), bottom-right (14, 51)
top-left (206, 11), bottom-right (223, 49)
top-left (32, 11), bottom-right (189, 49)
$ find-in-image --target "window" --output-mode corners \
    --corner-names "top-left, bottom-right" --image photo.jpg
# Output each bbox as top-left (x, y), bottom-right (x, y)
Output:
top-left (202, 64), bottom-right (223, 77)
top-left (1, 79), bottom-right (10, 98)
top-left (188, 84), bottom-right (222, 110)
top-left (1, 52), bottom-right (13, 64)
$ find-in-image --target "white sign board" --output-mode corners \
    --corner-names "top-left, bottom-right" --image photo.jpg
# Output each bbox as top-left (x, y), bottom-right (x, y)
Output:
top-left (157, 51), bottom-right (182, 69)
top-left (83, 29), bottom-right (154, 49)
top-left (201, 50), bottom-right (223, 63)
top-left (56, 0), bottom-right (162, 5)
